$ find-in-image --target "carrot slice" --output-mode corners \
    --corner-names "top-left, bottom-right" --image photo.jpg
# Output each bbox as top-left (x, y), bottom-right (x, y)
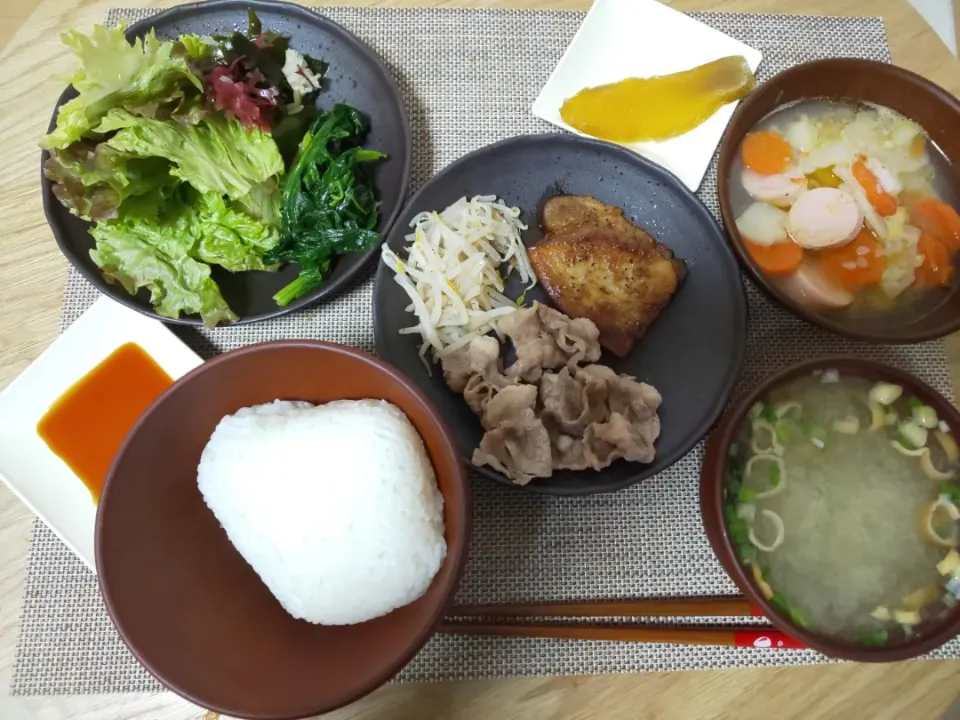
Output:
top-left (916, 234), bottom-right (955, 288)
top-left (741, 131), bottom-right (792, 175)
top-left (910, 199), bottom-right (960, 252)
top-left (820, 228), bottom-right (885, 291)
top-left (851, 158), bottom-right (898, 216)
top-left (744, 239), bottom-right (803, 275)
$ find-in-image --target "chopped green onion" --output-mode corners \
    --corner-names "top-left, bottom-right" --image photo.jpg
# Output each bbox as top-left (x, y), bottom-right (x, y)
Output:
top-left (896, 419), bottom-right (930, 452)
top-left (897, 435), bottom-right (918, 451)
top-left (775, 418), bottom-right (803, 444)
top-left (760, 404), bottom-right (778, 423)
top-left (908, 397), bottom-right (923, 410)
top-left (939, 482), bottom-right (960, 505)
top-left (803, 421), bottom-right (828, 449)
top-left (859, 629), bottom-right (889, 647)
top-left (770, 591), bottom-right (790, 613)
top-left (738, 486), bottom-right (757, 503)
top-left (913, 405), bottom-right (939, 429)
top-left (770, 462), bottom-right (781, 488)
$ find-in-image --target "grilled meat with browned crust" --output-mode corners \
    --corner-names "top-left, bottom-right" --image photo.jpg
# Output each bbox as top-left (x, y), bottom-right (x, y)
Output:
top-left (529, 196), bottom-right (686, 357)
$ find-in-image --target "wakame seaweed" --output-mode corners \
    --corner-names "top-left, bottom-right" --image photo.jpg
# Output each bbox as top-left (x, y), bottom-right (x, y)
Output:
top-left (267, 104), bottom-right (385, 306)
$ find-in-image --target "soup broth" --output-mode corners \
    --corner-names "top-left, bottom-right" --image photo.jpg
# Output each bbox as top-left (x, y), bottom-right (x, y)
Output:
top-left (730, 100), bottom-right (960, 319)
top-left (724, 371), bottom-right (960, 646)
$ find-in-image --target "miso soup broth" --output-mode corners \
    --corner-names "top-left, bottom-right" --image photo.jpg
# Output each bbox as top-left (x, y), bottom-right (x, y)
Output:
top-left (724, 371), bottom-right (960, 646)
top-left (729, 100), bottom-right (960, 319)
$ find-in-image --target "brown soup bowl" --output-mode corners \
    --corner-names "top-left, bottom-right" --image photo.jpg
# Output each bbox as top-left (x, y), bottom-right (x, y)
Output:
top-left (96, 341), bottom-right (470, 719)
top-left (700, 356), bottom-right (960, 661)
top-left (717, 58), bottom-right (960, 343)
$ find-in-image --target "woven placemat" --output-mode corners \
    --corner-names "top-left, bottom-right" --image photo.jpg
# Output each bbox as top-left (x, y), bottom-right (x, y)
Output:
top-left (12, 6), bottom-right (960, 696)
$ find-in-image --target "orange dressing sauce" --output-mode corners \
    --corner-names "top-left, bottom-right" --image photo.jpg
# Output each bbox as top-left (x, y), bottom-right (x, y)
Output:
top-left (36, 343), bottom-right (173, 502)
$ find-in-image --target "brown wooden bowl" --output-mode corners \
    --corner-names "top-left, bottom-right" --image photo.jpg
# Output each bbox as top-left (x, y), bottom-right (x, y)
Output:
top-left (700, 356), bottom-right (960, 661)
top-left (95, 341), bottom-right (470, 719)
top-left (717, 58), bottom-right (960, 343)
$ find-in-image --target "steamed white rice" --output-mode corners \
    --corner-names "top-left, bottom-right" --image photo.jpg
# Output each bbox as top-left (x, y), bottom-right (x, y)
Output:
top-left (197, 399), bottom-right (446, 626)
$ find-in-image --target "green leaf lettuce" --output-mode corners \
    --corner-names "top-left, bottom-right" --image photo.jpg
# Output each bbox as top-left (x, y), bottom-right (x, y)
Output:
top-left (97, 109), bottom-right (285, 200)
top-left (41, 25), bottom-right (203, 150)
top-left (89, 189), bottom-right (280, 325)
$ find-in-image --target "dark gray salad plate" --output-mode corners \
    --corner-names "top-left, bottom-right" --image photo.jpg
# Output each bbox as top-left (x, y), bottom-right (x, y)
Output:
top-left (42, 0), bottom-right (411, 326)
top-left (373, 134), bottom-right (747, 496)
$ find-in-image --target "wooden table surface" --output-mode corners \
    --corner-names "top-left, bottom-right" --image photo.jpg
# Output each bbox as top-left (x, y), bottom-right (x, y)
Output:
top-left (3, 0), bottom-right (960, 718)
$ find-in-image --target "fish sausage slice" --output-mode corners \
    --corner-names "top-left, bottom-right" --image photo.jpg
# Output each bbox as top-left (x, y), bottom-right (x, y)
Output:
top-left (776, 260), bottom-right (853, 308)
top-left (788, 187), bottom-right (863, 249)
top-left (742, 167), bottom-right (808, 207)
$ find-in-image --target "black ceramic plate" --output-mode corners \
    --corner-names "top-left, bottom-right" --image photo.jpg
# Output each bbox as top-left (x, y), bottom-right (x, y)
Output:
top-left (374, 134), bottom-right (747, 496)
top-left (42, 0), bottom-right (411, 325)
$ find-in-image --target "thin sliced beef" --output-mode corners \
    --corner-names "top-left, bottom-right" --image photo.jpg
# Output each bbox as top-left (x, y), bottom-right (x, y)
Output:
top-left (498, 302), bottom-right (601, 382)
top-left (471, 385), bottom-right (552, 484)
top-left (438, 305), bottom-right (661, 485)
top-left (440, 335), bottom-right (503, 393)
top-left (539, 366), bottom-right (608, 436)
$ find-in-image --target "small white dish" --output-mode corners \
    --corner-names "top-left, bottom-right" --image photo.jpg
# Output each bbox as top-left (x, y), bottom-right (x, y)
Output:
top-left (0, 297), bottom-right (202, 572)
top-left (532, 0), bottom-right (763, 191)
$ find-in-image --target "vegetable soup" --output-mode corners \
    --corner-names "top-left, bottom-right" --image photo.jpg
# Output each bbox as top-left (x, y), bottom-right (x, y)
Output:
top-left (730, 101), bottom-right (960, 316)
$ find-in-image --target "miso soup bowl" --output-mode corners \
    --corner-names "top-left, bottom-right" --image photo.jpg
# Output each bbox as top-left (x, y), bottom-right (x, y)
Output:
top-left (700, 356), bottom-right (960, 661)
top-left (717, 58), bottom-right (960, 343)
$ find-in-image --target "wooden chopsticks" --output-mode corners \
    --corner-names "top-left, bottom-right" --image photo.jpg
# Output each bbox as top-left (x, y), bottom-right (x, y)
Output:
top-left (450, 596), bottom-right (755, 619)
top-left (440, 596), bottom-right (807, 649)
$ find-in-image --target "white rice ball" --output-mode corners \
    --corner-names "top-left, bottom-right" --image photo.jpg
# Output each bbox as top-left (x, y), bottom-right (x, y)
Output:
top-left (197, 399), bottom-right (446, 625)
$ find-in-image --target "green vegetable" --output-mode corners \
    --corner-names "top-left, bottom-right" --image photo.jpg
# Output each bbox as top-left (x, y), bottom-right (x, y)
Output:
top-left (43, 142), bottom-right (175, 221)
top-left (738, 487), bottom-right (756, 503)
top-left (736, 543), bottom-right (758, 565)
top-left (178, 33), bottom-right (214, 61)
top-left (89, 189), bottom-right (279, 325)
top-left (726, 472), bottom-right (742, 497)
top-left (770, 461), bottom-right (781, 487)
top-left (41, 25), bottom-right (203, 150)
top-left (899, 420), bottom-right (929, 449)
top-left (766, 591), bottom-right (807, 627)
top-left (759, 403), bottom-right (777, 423)
top-left (939, 482), bottom-right (960, 505)
top-left (247, 8), bottom-right (263, 37)
top-left (897, 434), bottom-right (918, 451)
top-left (97, 110), bottom-right (284, 201)
top-left (913, 405), bottom-right (939, 430)
top-left (859, 629), bottom-right (889, 647)
top-left (803, 421), bottom-right (828, 448)
top-left (267, 104), bottom-right (385, 306)
top-left (908, 397), bottom-right (924, 410)
top-left (190, 192), bottom-right (280, 271)
top-left (235, 179), bottom-right (283, 226)
top-left (91, 212), bottom-right (236, 326)
top-left (787, 607), bottom-right (807, 627)
top-left (725, 501), bottom-right (756, 564)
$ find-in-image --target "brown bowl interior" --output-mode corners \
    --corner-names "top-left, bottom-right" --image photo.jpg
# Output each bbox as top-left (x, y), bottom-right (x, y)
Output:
top-left (95, 341), bottom-right (470, 719)
top-left (717, 58), bottom-right (960, 343)
top-left (700, 356), bottom-right (960, 661)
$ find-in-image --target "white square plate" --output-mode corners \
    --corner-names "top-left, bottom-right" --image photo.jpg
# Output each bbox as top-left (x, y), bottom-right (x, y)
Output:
top-left (532, 0), bottom-right (763, 191)
top-left (0, 297), bottom-right (202, 572)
